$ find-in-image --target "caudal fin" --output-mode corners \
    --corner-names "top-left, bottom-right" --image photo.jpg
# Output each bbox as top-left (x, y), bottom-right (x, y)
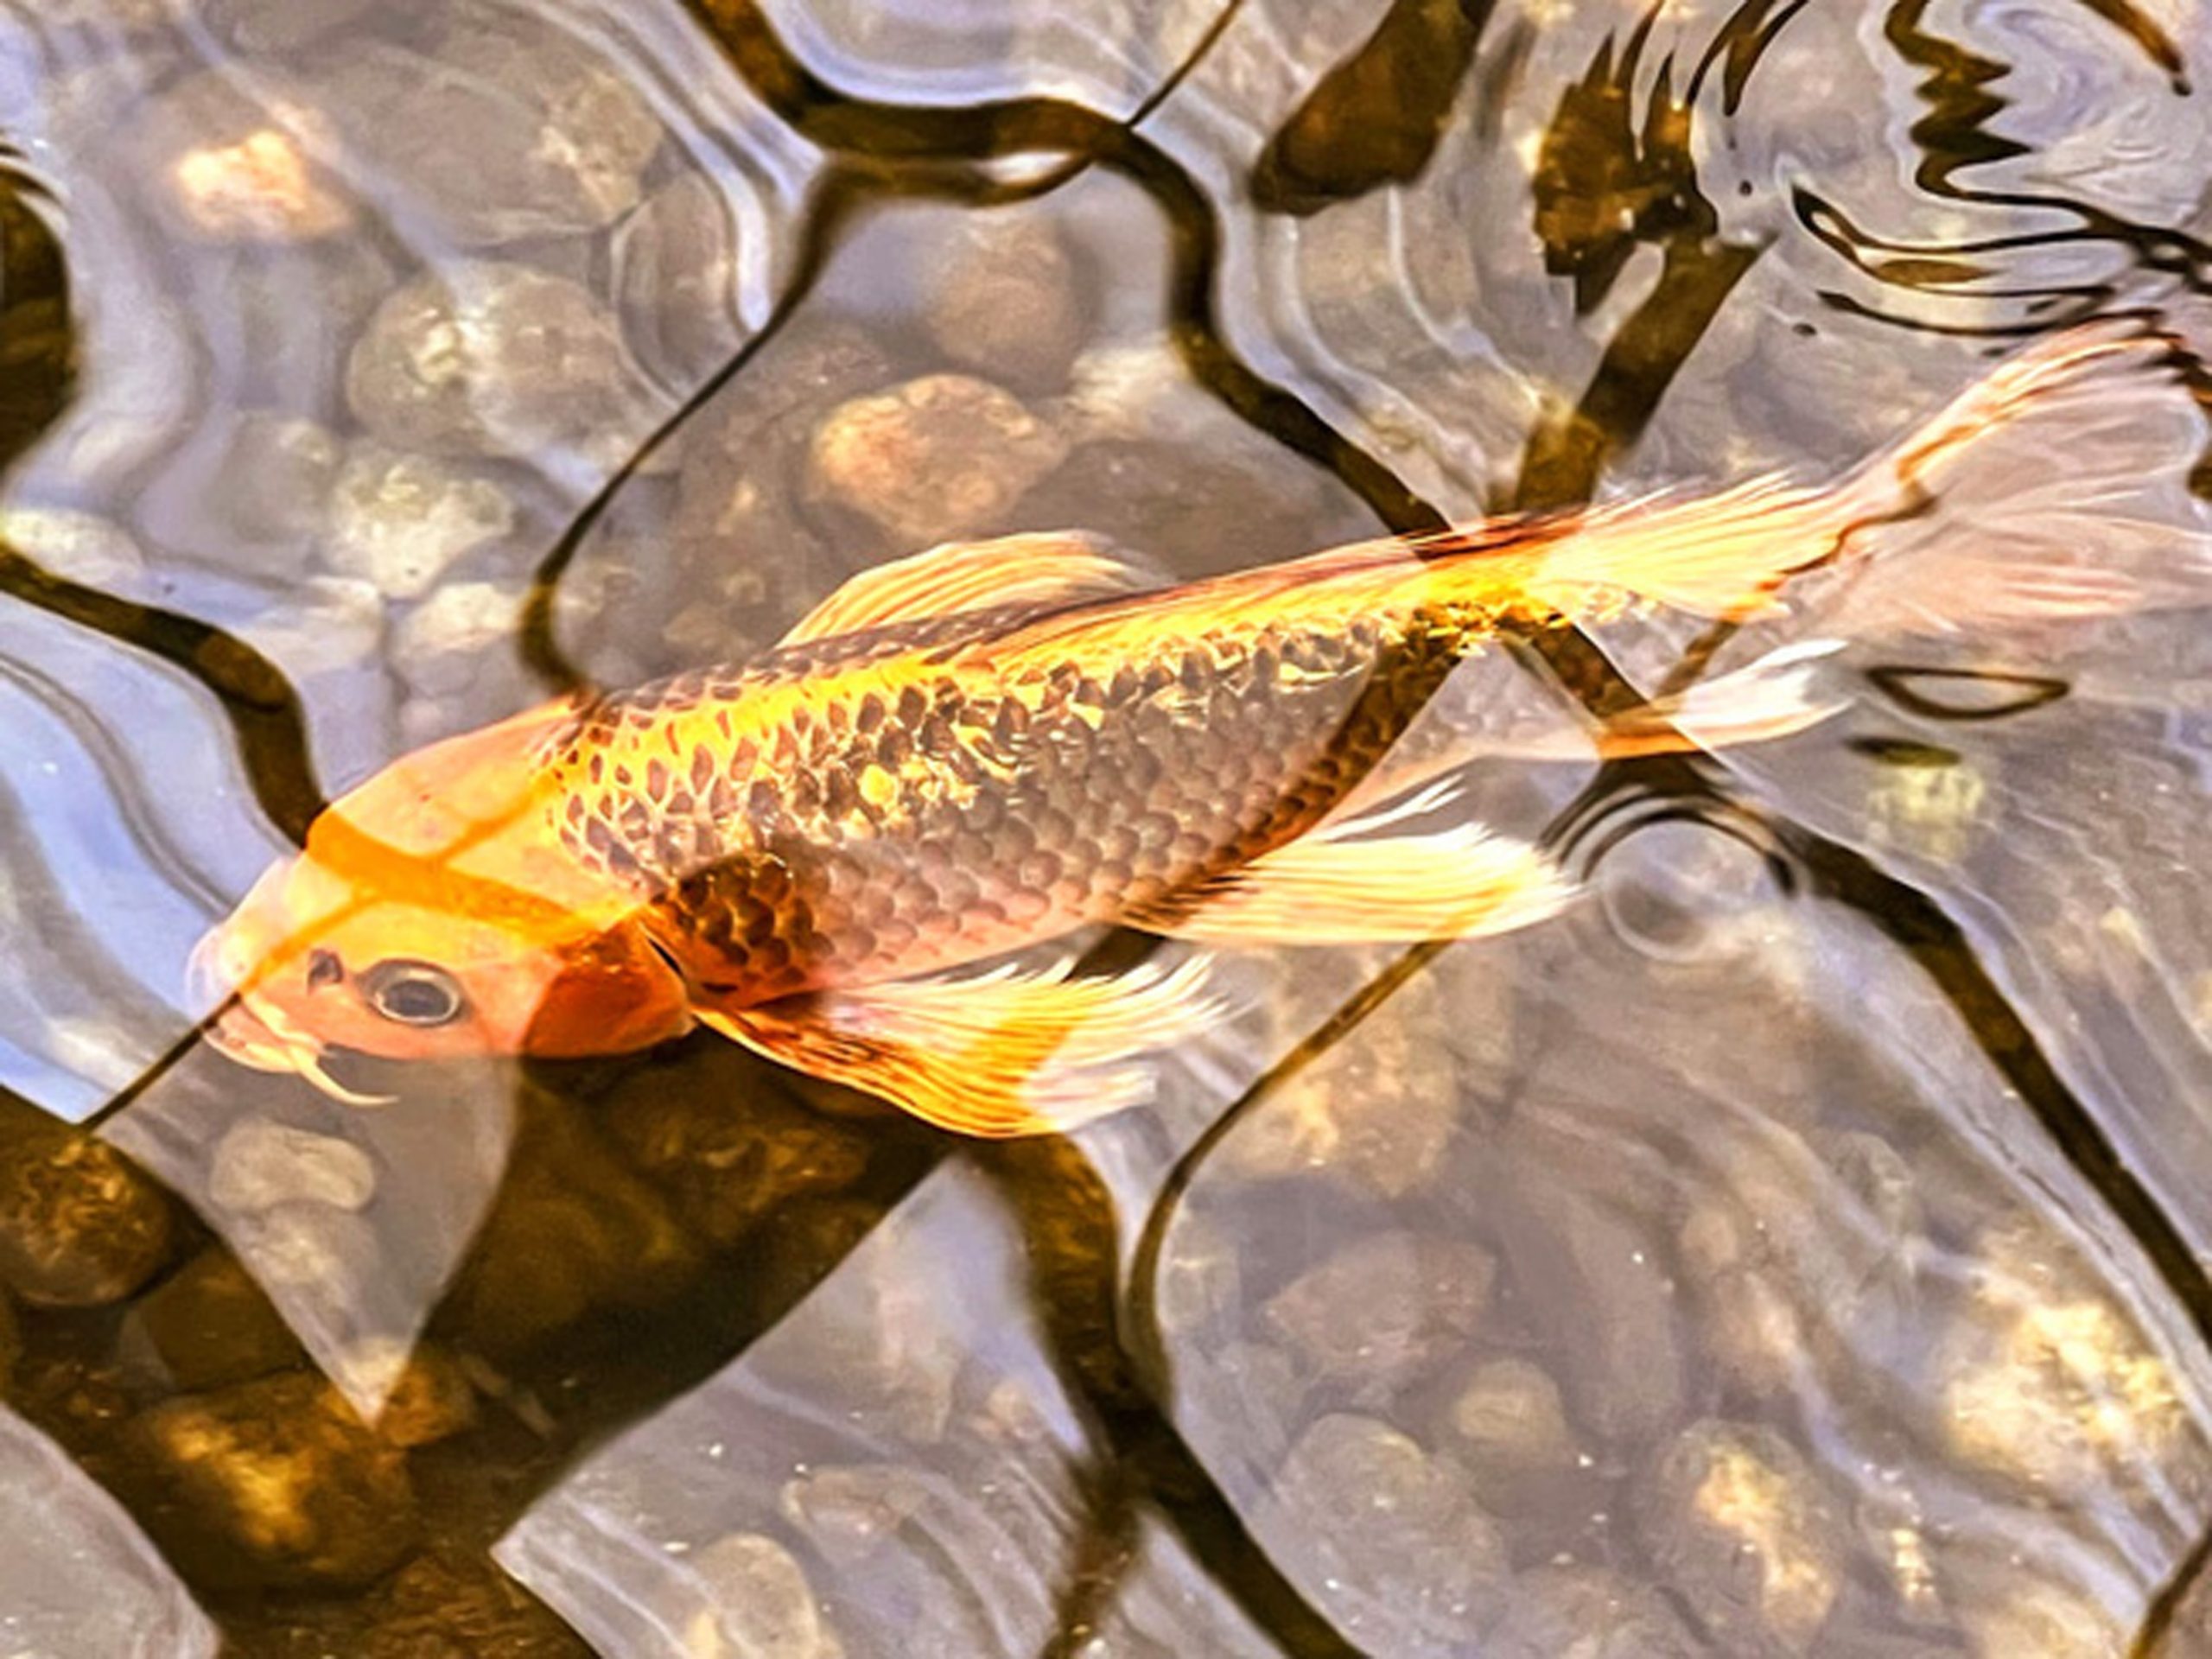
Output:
top-left (1525, 317), bottom-right (2212, 633)
top-left (1821, 316), bottom-right (2211, 634)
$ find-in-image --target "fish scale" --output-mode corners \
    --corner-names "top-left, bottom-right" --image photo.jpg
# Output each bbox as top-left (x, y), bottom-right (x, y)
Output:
top-left (544, 600), bottom-right (1472, 1002)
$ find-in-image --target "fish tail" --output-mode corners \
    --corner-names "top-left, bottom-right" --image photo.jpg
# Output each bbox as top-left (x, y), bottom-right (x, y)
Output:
top-left (1518, 316), bottom-right (2210, 632)
top-left (1815, 315), bottom-right (2212, 634)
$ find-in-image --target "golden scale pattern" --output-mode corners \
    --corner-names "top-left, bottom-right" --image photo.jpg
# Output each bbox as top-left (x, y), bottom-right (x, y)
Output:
top-left (538, 595), bottom-right (1499, 1001)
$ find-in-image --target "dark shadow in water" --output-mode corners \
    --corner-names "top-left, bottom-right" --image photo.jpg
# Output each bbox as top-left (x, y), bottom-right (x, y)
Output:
top-left (1519, 14), bottom-right (1766, 504)
top-left (0, 149), bottom-right (326, 847)
top-left (1845, 733), bottom-right (1966, 767)
top-left (1691, 0), bottom-right (1818, 111)
top-left (0, 551), bottom-right (326, 845)
top-left (1797, 0), bottom-right (2207, 334)
top-left (1249, 0), bottom-right (1500, 215)
top-left (1867, 663), bottom-right (2070, 721)
top-left (978, 1139), bottom-right (1364, 1659)
top-left (0, 154), bottom-right (72, 474)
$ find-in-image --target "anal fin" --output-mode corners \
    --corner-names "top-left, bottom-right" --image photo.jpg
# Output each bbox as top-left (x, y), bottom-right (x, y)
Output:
top-left (780, 531), bottom-right (1143, 645)
top-left (697, 956), bottom-right (1220, 1139)
top-left (1135, 783), bottom-right (1575, 945)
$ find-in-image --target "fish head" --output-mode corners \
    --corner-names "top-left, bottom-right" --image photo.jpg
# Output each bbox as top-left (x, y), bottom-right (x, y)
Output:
top-left (191, 702), bottom-right (696, 1099)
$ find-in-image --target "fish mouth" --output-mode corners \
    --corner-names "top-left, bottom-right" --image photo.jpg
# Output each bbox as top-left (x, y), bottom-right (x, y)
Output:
top-left (188, 930), bottom-right (395, 1109)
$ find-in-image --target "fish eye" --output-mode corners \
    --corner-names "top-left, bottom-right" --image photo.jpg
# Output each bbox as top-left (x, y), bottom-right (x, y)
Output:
top-left (359, 959), bottom-right (467, 1027)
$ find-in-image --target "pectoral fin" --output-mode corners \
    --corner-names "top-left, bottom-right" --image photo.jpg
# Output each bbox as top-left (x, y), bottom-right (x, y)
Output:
top-left (780, 531), bottom-right (1144, 645)
top-left (1135, 782), bottom-right (1574, 945)
top-left (696, 956), bottom-right (1221, 1138)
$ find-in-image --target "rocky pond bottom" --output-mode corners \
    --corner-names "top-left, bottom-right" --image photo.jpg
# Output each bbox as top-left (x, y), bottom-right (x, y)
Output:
top-left (0, 0), bottom-right (2209, 1653)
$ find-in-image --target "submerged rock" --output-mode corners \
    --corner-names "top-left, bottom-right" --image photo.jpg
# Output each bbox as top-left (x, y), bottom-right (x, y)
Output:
top-left (1014, 433), bottom-right (1340, 576)
top-left (1228, 967), bottom-right (1463, 1199)
top-left (922, 215), bottom-right (1089, 392)
top-left (362, 1548), bottom-right (591, 1659)
top-left (0, 1100), bottom-right (174, 1307)
top-left (122, 1246), bottom-right (308, 1393)
top-left (325, 444), bottom-right (518, 599)
top-left (1478, 1564), bottom-right (1705, 1658)
top-left (601, 1058), bottom-right (873, 1252)
top-left (1487, 1173), bottom-right (1686, 1447)
top-left (1445, 1356), bottom-right (1584, 1493)
top-left (346, 263), bottom-right (652, 465)
top-left (125, 1371), bottom-right (421, 1589)
top-left (1863, 757), bottom-right (1990, 866)
top-left (392, 578), bottom-right (527, 700)
top-left (684, 1532), bottom-right (847, 1659)
top-left (1262, 1231), bottom-right (1495, 1393)
top-left (674, 322), bottom-right (896, 541)
top-left (439, 1087), bottom-right (700, 1356)
top-left (136, 73), bottom-right (355, 244)
top-left (657, 321), bottom-right (895, 663)
top-left (1637, 1420), bottom-right (1847, 1656)
top-left (778, 1464), bottom-right (932, 1569)
top-left (1679, 1126), bottom-right (1926, 1402)
top-left (1936, 1213), bottom-right (2201, 1497)
top-left (1938, 1542), bottom-right (2129, 1659)
top-left (307, 21), bottom-right (664, 249)
top-left (1266, 1413), bottom-right (1507, 1651)
top-left (207, 1117), bottom-right (379, 1216)
top-left (807, 373), bottom-right (1067, 546)
top-left (355, 1339), bottom-right (477, 1449)
top-left (1853, 1481), bottom-right (1947, 1630)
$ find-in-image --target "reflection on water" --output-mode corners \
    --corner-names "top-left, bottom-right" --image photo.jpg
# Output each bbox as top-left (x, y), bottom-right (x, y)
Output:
top-left (0, 0), bottom-right (2208, 1652)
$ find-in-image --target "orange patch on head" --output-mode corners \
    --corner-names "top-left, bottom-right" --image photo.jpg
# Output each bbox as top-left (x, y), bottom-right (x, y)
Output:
top-left (194, 698), bottom-right (691, 1088)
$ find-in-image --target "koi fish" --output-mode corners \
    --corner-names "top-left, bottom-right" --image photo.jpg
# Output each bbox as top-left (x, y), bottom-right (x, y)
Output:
top-left (191, 321), bottom-right (2205, 1135)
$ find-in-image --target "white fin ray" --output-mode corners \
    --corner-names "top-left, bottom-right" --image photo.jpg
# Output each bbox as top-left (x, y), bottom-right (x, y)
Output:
top-left (699, 954), bottom-right (1221, 1138)
top-left (1135, 787), bottom-right (1575, 946)
top-left (1524, 319), bottom-right (2208, 632)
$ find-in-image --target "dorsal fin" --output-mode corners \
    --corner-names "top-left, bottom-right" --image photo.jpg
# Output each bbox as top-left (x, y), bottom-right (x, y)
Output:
top-left (779, 531), bottom-right (1145, 646)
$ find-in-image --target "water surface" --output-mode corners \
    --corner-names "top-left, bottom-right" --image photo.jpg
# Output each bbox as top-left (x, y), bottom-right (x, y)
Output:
top-left (0, 0), bottom-right (2209, 1652)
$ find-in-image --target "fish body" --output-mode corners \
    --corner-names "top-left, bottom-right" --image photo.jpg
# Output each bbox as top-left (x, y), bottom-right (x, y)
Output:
top-left (556, 550), bottom-right (1484, 1003)
top-left (194, 321), bottom-right (2208, 1134)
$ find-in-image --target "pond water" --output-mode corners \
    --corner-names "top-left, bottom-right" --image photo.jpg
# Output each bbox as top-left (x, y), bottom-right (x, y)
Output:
top-left (0, 0), bottom-right (2209, 1653)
